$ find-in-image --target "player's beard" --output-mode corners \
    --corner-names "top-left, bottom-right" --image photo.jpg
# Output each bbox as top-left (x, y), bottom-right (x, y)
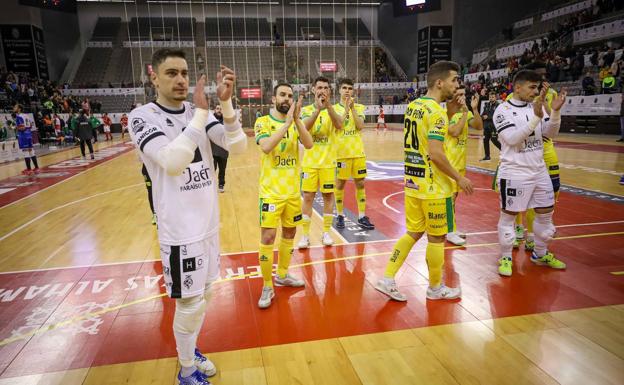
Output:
top-left (276, 102), bottom-right (290, 114)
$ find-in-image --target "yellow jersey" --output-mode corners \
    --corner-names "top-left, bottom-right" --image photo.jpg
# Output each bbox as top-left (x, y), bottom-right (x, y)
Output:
top-left (254, 114), bottom-right (301, 200)
top-left (403, 97), bottom-right (454, 200)
top-left (300, 104), bottom-right (338, 169)
top-left (334, 102), bottom-right (366, 159)
top-left (445, 110), bottom-right (473, 174)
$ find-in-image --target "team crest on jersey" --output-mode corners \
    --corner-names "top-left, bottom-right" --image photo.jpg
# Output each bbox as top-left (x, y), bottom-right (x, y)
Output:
top-left (434, 118), bottom-right (445, 129)
top-left (131, 117), bottom-right (146, 134)
top-left (495, 114), bottom-right (506, 124)
top-left (183, 274), bottom-right (194, 290)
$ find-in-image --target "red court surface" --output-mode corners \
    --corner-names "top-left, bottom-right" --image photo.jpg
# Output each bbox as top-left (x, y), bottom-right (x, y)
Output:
top-left (1, 170), bottom-right (623, 379)
top-left (0, 143), bottom-right (134, 208)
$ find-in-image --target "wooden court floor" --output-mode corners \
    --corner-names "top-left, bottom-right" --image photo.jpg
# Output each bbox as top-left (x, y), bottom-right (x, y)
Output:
top-left (0, 127), bottom-right (622, 385)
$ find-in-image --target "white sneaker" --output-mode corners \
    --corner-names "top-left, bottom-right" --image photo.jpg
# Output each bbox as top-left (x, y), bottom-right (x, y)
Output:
top-left (194, 349), bottom-right (217, 377)
top-left (275, 273), bottom-right (305, 287)
top-left (297, 235), bottom-right (310, 249)
top-left (456, 231), bottom-right (466, 238)
top-left (426, 285), bottom-right (461, 300)
top-left (446, 232), bottom-right (466, 246)
top-left (258, 286), bottom-right (275, 309)
top-left (322, 232), bottom-right (333, 246)
top-left (374, 278), bottom-right (407, 302)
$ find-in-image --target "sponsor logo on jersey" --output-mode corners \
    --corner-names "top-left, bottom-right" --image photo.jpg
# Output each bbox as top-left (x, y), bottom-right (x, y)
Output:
top-left (405, 165), bottom-right (426, 178)
top-left (274, 155), bottom-right (297, 167)
top-left (495, 114), bottom-right (506, 124)
top-left (428, 212), bottom-right (446, 220)
top-left (506, 188), bottom-right (517, 197)
top-left (261, 203), bottom-right (276, 212)
top-left (181, 165), bottom-right (212, 191)
top-left (131, 117), bottom-right (146, 134)
top-left (293, 214), bottom-right (303, 222)
top-left (405, 179), bottom-right (419, 190)
top-left (166, 118), bottom-right (174, 127)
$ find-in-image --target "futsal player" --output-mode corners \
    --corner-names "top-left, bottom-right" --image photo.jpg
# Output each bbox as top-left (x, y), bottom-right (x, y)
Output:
top-left (494, 70), bottom-right (567, 277)
top-left (254, 83), bottom-right (313, 309)
top-left (334, 78), bottom-right (375, 230)
top-left (445, 86), bottom-right (483, 246)
top-left (375, 61), bottom-right (474, 302)
top-left (128, 49), bottom-right (247, 385)
top-left (375, 105), bottom-right (387, 133)
top-left (298, 76), bottom-right (343, 248)
top-left (14, 104), bottom-right (40, 175)
top-left (506, 62), bottom-right (561, 251)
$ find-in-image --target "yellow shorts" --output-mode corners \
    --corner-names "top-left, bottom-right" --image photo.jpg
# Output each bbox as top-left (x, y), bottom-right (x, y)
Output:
top-left (301, 167), bottom-right (335, 193)
top-left (405, 195), bottom-right (455, 236)
top-left (337, 157), bottom-right (367, 180)
top-left (259, 197), bottom-right (303, 228)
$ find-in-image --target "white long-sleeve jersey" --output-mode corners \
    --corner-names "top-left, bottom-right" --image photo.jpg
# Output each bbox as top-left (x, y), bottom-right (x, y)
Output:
top-left (493, 98), bottom-right (561, 180)
top-left (129, 101), bottom-right (241, 245)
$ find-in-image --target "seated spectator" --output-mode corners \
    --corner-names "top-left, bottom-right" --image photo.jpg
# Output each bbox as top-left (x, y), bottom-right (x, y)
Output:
top-left (602, 71), bottom-right (617, 93)
top-left (581, 71), bottom-right (596, 95)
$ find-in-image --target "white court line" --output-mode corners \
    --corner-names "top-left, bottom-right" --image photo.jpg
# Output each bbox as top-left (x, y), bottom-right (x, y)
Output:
top-left (0, 183), bottom-right (143, 242)
top-left (1, 219), bottom-right (622, 276)
top-left (0, 144), bottom-right (135, 211)
top-left (382, 191), bottom-right (403, 214)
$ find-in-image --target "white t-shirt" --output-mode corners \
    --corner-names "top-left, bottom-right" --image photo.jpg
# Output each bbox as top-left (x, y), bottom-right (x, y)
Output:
top-left (129, 101), bottom-right (231, 245)
top-left (493, 99), bottom-right (560, 180)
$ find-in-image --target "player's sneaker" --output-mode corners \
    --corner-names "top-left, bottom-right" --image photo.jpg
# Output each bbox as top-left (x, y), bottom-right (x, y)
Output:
top-left (335, 215), bottom-right (345, 229)
top-left (446, 232), bottom-right (466, 246)
top-left (456, 231), bottom-right (467, 238)
top-left (90, 154), bottom-right (95, 160)
top-left (426, 285), bottom-right (461, 300)
top-left (620, 175), bottom-right (624, 185)
top-left (357, 216), bottom-right (375, 230)
top-left (151, 213), bottom-right (157, 225)
top-left (194, 349), bottom-right (216, 377)
top-left (297, 235), bottom-right (310, 249)
top-left (322, 232), bottom-right (333, 246)
top-left (258, 286), bottom-right (275, 309)
top-left (33, 168), bottom-right (40, 174)
top-left (524, 239), bottom-right (535, 251)
top-left (21, 169), bottom-right (33, 176)
top-left (479, 157), bottom-right (491, 162)
top-left (274, 273), bottom-right (305, 287)
top-left (498, 257), bottom-right (513, 277)
top-left (515, 225), bottom-right (525, 240)
top-left (530, 251), bottom-right (566, 269)
top-left (177, 369), bottom-right (210, 385)
top-left (218, 185), bottom-right (225, 193)
top-left (374, 278), bottom-right (407, 302)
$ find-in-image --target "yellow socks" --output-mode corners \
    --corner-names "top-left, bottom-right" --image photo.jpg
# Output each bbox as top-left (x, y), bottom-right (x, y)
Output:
top-left (258, 243), bottom-right (274, 287)
top-left (277, 238), bottom-right (294, 278)
top-left (384, 234), bottom-right (416, 278)
top-left (426, 242), bottom-right (445, 288)
top-left (515, 214), bottom-right (523, 226)
top-left (301, 214), bottom-right (311, 236)
top-left (323, 214), bottom-right (333, 232)
top-left (335, 188), bottom-right (344, 215)
top-left (356, 187), bottom-right (366, 217)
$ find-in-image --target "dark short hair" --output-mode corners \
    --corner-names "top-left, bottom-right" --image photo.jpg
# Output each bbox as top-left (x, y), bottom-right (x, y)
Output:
top-left (426, 61), bottom-right (460, 88)
top-left (338, 78), bottom-right (354, 87)
top-left (152, 49), bottom-right (186, 71)
top-left (513, 70), bottom-right (542, 85)
top-left (273, 82), bottom-right (293, 95)
top-left (313, 76), bottom-right (330, 87)
top-left (489, 90), bottom-right (497, 96)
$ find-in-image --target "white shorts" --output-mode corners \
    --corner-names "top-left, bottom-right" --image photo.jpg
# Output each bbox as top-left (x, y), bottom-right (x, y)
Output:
top-left (497, 173), bottom-right (555, 212)
top-left (377, 119), bottom-right (385, 124)
top-left (103, 125), bottom-right (111, 133)
top-left (160, 235), bottom-right (221, 299)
